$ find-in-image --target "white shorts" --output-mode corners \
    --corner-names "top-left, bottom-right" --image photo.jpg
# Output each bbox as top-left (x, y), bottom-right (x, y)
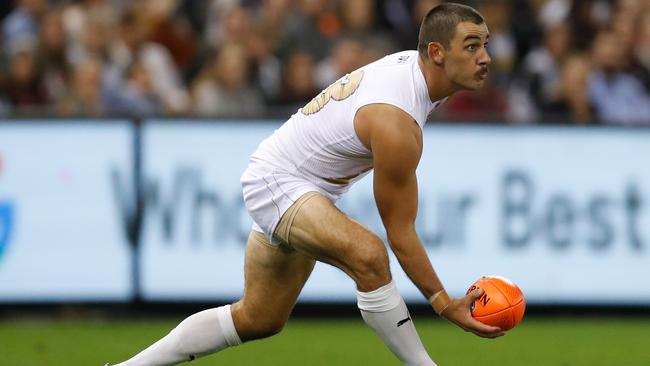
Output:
top-left (241, 161), bottom-right (334, 245)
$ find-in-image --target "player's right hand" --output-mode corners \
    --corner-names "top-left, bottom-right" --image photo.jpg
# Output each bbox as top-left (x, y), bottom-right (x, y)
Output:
top-left (440, 288), bottom-right (505, 339)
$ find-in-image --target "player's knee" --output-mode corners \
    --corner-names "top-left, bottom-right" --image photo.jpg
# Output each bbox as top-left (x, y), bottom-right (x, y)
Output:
top-left (232, 303), bottom-right (287, 341)
top-left (350, 236), bottom-right (390, 290)
top-left (245, 316), bottom-right (286, 339)
top-left (259, 318), bottom-right (286, 338)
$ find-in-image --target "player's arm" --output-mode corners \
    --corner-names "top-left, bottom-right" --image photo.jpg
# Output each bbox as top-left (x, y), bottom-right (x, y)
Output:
top-left (357, 104), bottom-right (503, 338)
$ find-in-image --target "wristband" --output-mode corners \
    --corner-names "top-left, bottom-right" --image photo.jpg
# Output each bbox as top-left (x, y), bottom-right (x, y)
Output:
top-left (428, 289), bottom-right (451, 315)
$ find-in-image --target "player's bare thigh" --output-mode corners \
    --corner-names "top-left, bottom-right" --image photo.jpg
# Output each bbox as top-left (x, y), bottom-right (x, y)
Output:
top-left (231, 231), bottom-right (315, 341)
top-left (279, 192), bottom-right (391, 292)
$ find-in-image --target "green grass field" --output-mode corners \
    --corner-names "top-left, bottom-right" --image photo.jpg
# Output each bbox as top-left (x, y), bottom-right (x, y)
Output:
top-left (1, 316), bottom-right (648, 365)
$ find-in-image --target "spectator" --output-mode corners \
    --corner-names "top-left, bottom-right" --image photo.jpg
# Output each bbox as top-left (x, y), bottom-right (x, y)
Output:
top-left (192, 42), bottom-right (265, 117)
top-left (249, 0), bottom-right (293, 46)
top-left (109, 10), bottom-right (190, 114)
top-left (588, 30), bottom-right (650, 125)
top-left (203, 0), bottom-right (247, 48)
top-left (387, 0), bottom-right (442, 51)
top-left (632, 11), bottom-right (650, 92)
top-left (62, 0), bottom-right (117, 66)
top-left (145, 0), bottom-right (198, 80)
top-left (558, 53), bottom-right (593, 124)
top-left (277, 50), bottom-right (319, 111)
top-left (58, 58), bottom-right (105, 116)
top-left (610, 0), bottom-right (642, 49)
top-left (246, 26), bottom-right (282, 102)
top-left (477, 0), bottom-right (516, 87)
top-left (36, 9), bottom-right (69, 107)
top-left (315, 36), bottom-right (365, 89)
top-left (279, 0), bottom-right (334, 60)
top-left (206, 3), bottom-right (252, 48)
top-left (567, 0), bottom-right (613, 51)
top-left (104, 58), bottom-right (164, 116)
top-left (245, 0), bottom-right (293, 101)
top-left (340, 0), bottom-right (396, 48)
top-left (61, 0), bottom-right (120, 44)
top-left (513, 22), bottom-right (573, 122)
top-left (2, 0), bottom-right (47, 56)
top-left (2, 49), bottom-right (48, 114)
top-left (510, 0), bottom-right (542, 66)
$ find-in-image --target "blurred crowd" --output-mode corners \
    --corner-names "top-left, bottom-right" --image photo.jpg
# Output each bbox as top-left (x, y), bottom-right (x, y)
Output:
top-left (1, 0), bottom-right (650, 125)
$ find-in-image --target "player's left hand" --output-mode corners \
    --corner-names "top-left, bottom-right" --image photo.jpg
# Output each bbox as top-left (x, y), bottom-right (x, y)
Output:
top-left (440, 288), bottom-right (506, 339)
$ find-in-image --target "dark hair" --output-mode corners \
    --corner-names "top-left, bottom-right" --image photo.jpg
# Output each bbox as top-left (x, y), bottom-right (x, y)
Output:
top-left (417, 3), bottom-right (484, 59)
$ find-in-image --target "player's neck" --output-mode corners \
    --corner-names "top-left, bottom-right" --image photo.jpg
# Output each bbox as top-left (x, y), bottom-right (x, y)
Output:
top-left (418, 56), bottom-right (460, 103)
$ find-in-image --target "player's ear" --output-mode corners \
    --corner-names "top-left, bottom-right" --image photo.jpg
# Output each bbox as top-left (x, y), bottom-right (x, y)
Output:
top-left (427, 42), bottom-right (445, 65)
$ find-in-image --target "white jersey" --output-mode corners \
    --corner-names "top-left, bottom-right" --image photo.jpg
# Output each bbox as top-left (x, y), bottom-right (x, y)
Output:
top-left (248, 51), bottom-right (442, 202)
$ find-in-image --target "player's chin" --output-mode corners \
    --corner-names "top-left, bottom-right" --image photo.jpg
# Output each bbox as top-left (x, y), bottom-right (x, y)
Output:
top-left (460, 78), bottom-right (486, 91)
top-left (474, 78), bottom-right (488, 89)
top-left (463, 82), bottom-right (483, 91)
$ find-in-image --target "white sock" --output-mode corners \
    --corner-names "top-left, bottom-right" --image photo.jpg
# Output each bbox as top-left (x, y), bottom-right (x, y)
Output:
top-left (357, 281), bottom-right (437, 366)
top-left (113, 305), bottom-right (241, 366)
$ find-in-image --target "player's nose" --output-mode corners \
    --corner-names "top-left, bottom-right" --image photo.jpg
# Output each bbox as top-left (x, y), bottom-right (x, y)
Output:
top-left (478, 48), bottom-right (491, 66)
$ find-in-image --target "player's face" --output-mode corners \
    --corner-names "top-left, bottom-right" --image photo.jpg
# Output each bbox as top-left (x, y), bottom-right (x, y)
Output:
top-left (444, 22), bottom-right (491, 90)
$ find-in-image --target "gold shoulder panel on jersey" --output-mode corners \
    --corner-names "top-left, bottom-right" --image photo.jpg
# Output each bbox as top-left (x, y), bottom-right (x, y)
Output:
top-left (301, 70), bottom-right (365, 115)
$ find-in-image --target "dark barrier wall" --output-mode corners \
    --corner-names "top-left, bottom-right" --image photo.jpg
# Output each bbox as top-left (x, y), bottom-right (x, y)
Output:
top-left (1, 120), bottom-right (649, 305)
